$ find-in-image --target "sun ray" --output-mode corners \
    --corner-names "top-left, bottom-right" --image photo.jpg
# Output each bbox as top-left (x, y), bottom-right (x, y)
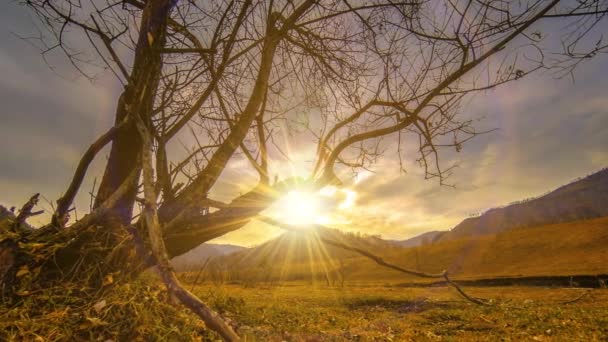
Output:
top-left (312, 230), bottom-right (339, 288)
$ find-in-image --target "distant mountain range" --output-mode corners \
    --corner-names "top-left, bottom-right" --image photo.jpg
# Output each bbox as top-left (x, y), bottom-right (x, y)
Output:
top-left (392, 168), bottom-right (608, 247)
top-left (171, 229), bottom-right (394, 274)
top-left (199, 228), bottom-right (406, 283)
top-left (435, 168), bottom-right (608, 243)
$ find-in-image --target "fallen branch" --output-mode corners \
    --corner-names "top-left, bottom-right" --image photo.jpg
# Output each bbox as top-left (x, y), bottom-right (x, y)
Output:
top-left (442, 272), bottom-right (490, 306)
top-left (257, 215), bottom-right (491, 306)
top-left (560, 289), bottom-right (592, 305)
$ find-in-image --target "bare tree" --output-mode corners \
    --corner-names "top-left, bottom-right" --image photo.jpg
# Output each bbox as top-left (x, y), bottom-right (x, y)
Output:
top-left (2, 0), bottom-right (608, 340)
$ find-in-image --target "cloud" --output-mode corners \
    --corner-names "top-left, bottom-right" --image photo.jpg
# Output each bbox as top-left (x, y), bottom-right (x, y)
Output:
top-left (0, 4), bottom-right (118, 222)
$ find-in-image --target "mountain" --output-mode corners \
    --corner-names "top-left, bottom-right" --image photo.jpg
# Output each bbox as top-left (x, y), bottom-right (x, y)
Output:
top-left (170, 243), bottom-right (246, 271)
top-left (435, 168), bottom-right (608, 243)
top-left (391, 231), bottom-right (444, 248)
top-left (223, 228), bottom-right (400, 266)
top-left (206, 228), bottom-right (403, 282)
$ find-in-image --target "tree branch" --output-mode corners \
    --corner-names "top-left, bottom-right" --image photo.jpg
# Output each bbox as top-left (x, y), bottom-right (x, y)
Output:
top-left (257, 215), bottom-right (491, 306)
top-left (53, 120), bottom-right (127, 226)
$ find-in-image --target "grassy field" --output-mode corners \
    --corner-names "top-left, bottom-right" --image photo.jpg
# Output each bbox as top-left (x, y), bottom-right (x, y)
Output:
top-left (191, 282), bottom-right (608, 341)
top-left (3, 218), bottom-right (606, 341)
top-left (2, 274), bottom-right (607, 341)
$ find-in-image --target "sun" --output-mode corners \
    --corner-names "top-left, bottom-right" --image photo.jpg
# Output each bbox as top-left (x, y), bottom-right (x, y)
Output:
top-left (269, 190), bottom-right (329, 227)
top-left (278, 191), bottom-right (327, 226)
top-left (266, 186), bottom-right (357, 228)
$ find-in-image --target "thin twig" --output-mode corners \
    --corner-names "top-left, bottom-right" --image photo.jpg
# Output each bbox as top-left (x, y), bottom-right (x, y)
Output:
top-left (189, 257), bottom-right (212, 292)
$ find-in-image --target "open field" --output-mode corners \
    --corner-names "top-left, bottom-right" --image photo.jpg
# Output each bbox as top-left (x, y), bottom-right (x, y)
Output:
top-left (2, 273), bottom-right (607, 341)
top-left (190, 282), bottom-right (608, 341)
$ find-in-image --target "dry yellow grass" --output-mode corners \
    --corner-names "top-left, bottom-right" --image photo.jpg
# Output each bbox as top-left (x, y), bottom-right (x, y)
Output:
top-left (190, 282), bottom-right (608, 341)
top-left (3, 218), bottom-right (606, 340)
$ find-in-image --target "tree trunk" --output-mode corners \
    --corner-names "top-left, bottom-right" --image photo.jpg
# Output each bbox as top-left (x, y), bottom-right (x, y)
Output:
top-left (93, 96), bottom-right (141, 224)
top-left (1, 0), bottom-right (176, 303)
top-left (94, 0), bottom-right (175, 225)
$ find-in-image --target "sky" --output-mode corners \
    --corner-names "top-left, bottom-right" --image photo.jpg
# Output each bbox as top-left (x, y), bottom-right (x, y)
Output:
top-left (1, 2), bottom-right (607, 247)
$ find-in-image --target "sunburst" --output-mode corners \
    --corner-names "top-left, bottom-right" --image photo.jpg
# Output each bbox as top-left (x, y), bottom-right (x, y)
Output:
top-left (268, 190), bottom-right (329, 226)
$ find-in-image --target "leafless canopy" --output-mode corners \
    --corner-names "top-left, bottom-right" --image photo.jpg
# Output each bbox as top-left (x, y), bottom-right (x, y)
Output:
top-left (26, 0), bottom-right (608, 195)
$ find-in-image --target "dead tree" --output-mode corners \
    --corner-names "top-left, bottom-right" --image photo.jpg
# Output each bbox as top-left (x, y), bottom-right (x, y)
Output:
top-left (2, 0), bottom-right (608, 340)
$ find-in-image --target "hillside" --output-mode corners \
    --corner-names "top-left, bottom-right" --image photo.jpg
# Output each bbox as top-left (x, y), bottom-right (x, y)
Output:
top-left (205, 228), bottom-right (403, 282)
top-left (171, 243), bottom-right (246, 271)
top-left (379, 216), bottom-right (608, 280)
top-left (226, 228), bottom-right (398, 264)
top-left (436, 168), bottom-right (608, 242)
top-left (391, 230), bottom-right (444, 248)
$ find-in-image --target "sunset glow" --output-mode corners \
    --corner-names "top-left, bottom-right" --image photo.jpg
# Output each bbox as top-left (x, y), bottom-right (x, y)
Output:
top-left (267, 186), bottom-right (357, 227)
